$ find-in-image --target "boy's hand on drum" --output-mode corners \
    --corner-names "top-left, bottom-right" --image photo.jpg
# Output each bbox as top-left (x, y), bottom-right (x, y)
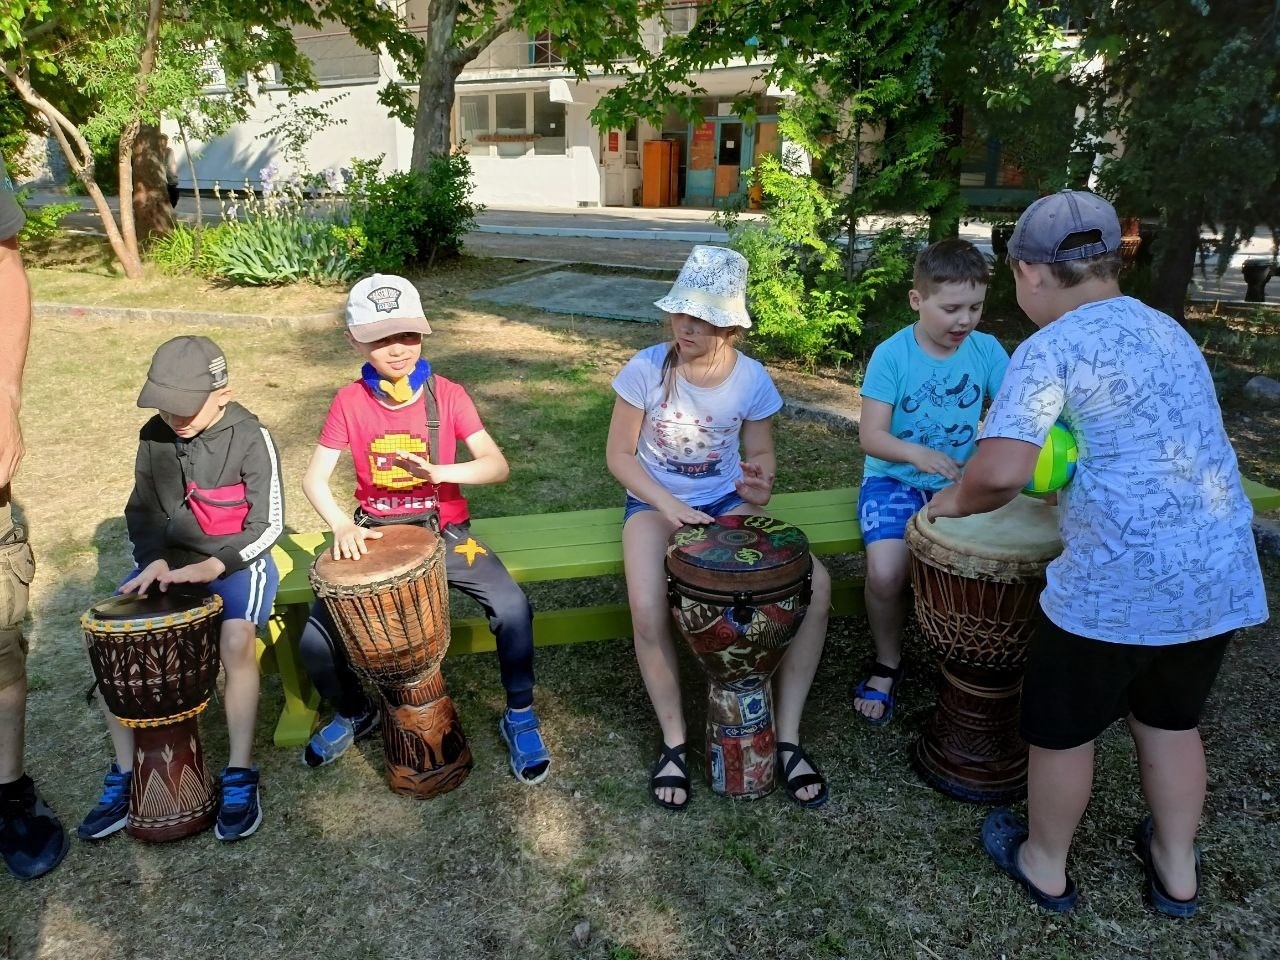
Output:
top-left (912, 447), bottom-right (963, 482)
top-left (926, 485), bottom-right (967, 523)
top-left (736, 461), bottom-right (775, 506)
top-left (331, 522), bottom-right (382, 560)
top-left (160, 556), bottom-right (225, 587)
top-left (120, 559), bottom-right (170, 596)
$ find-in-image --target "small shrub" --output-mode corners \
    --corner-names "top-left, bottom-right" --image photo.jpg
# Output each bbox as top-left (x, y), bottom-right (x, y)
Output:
top-left (15, 191), bottom-right (80, 252)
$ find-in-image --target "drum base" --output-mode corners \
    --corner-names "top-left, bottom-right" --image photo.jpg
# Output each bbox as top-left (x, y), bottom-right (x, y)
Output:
top-left (706, 679), bottom-right (776, 799)
top-left (913, 663), bottom-right (1027, 805)
top-left (381, 671), bottom-right (473, 799)
top-left (126, 721), bottom-right (217, 842)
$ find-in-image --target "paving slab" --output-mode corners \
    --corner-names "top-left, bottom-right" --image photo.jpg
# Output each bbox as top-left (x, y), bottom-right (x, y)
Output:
top-left (470, 270), bottom-right (669, 323)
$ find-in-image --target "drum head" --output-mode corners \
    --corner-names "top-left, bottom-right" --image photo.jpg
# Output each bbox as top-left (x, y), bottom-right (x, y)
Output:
top-left (666, 514), bottom-right (810, 594)
top-left (89, 587), bottom-right (215, 621)
top-left (908, 494), bottom-right (1061, 581)
top-left (312, 524), bottom-right (439, 587)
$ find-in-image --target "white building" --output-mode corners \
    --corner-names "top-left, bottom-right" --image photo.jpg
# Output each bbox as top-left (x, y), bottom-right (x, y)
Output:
top-left (177, 2), bottom-right (786, 209)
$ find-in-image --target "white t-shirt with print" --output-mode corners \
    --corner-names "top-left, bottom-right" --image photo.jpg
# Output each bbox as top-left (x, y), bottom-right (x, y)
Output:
top-left (612, 343), bottom-right (783, 505)
top-left (981, 296), bottom-right (1267, 646)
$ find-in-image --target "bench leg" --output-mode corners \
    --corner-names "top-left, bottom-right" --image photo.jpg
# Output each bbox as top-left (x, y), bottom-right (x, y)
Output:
top-left (265, 604), bottom-right (320, 747)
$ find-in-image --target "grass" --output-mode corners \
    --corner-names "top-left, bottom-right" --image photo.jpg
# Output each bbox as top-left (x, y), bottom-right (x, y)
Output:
top-left (4, 248), bottom-right (1279, 960)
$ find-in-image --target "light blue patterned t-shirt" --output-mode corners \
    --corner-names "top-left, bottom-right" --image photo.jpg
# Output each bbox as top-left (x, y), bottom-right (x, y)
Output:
top-left (981, 296), bottom-right (1267, 646)
top-left (861, 325), bottom-right (1009, 492)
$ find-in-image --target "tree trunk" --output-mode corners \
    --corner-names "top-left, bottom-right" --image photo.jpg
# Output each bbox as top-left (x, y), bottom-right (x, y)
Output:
top-left (410, 0), bottom-right (465, 169)
top-left (132, 123), bottom-right (173, 242)
top-left (0, 61), bottom-right (144, 278)
top-left (1148, 209), bottom-right (1201, 324)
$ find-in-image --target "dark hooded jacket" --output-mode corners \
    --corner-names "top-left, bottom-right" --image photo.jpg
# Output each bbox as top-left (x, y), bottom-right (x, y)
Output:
top-left (125, 401), bottom-right (284, 574)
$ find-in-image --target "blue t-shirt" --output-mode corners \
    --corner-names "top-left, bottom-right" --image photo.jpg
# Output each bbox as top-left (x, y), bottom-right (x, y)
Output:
top-left (861, 325), bottom-right (1009, 492)
top-left (982, 296), bottom-right (1267, 646)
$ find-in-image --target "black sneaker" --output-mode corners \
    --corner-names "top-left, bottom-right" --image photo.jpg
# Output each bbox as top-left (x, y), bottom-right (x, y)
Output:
top-left (76, 763), bottom-right (131, 841)
top-left (0, 775), bottom-right (69, 880)
top-left (215, 767), bottom-right (262, 841)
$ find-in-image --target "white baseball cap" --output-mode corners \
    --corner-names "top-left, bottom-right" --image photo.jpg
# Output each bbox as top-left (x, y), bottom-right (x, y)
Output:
top-left (345, 274), bottom-right (433, 343)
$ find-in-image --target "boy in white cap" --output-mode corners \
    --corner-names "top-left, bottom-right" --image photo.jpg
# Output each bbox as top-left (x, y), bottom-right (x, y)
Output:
top-left (297, 274), bottom-right (550, 784)
top-left (605, 244), bottom-right (832, 811)
top-left (80, 335), bottom-right (284, 842)
top-left (928, 190), bottom-right (1267, 915)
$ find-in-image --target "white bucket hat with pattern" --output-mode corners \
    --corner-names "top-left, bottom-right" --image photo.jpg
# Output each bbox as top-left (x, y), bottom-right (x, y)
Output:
top-left (654, 244), bottom-right (752, 329)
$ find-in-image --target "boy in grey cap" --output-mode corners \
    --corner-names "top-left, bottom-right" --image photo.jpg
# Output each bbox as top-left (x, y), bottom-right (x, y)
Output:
top-left (79, 336), bottom-right (284, 843)
top-left (928, 190), bottom-right (1267, 916)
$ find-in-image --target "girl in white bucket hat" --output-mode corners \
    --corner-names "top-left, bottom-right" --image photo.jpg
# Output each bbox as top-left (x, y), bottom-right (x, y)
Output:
top-left (605, 245), bottom-right (832, 811)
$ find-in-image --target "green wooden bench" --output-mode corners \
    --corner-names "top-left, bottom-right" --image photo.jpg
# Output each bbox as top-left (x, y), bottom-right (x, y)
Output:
top-left (256, 479), bottom-right (1280, 747)
top-left (256, 487), bottom-right (865, 746)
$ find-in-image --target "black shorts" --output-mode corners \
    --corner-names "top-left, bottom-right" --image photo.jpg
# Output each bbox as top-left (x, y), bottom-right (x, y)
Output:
top-left (1019, 610), bottom-right (1233, 750)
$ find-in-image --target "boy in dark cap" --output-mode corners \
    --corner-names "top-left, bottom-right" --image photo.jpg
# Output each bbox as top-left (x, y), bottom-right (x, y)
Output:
top-left (79, 336), bottom-right (284, 842)
top-left (928, 191), bottom-right (1267, 916)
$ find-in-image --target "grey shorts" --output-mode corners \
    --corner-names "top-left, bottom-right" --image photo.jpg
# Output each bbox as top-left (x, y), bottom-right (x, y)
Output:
top-left (0, 503), bottom-right (34, 691)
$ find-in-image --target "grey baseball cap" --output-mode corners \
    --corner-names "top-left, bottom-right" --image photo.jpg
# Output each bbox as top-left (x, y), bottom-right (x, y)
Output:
top-left (345, 274), bottom-right (433, 343)
top-left (1008, 189), bottom-right (1121, 264)
top-left (137, 336), bottom-right (229, 417)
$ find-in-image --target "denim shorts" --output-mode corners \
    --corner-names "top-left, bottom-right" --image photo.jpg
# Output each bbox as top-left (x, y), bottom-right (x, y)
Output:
top-left (858, 475), bottom-right (933, 545)
top-left (623, 490), bottom-right (748, 524)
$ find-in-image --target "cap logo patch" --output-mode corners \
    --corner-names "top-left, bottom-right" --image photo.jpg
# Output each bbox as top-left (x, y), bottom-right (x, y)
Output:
top-left (366, 286), bottom-right (402, 314)
top-left (209, 355), bottom-right (228, 388)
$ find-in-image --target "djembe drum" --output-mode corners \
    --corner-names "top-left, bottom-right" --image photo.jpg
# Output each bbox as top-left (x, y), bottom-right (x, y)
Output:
top-left (905, 495), bottom-right (1063, 803)
top-left (82, 589), bottom-right (222, 842)
top-left (666, 515), bottom-right (813, 798)
top-left (310, 525), bottom-right (472, 799)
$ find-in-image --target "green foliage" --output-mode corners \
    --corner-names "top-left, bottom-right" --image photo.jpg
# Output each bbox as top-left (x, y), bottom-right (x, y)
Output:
top-left (14, 189), bottom-right (78, 250)
top-left (347, 152), bottom-right (482, 274)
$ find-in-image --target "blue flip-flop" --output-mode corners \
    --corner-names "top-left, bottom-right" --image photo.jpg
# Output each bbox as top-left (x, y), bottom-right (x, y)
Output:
top-left (981, 808), bottom-right (1079, 913)
top-left (1133, 816), bottom-right (1200, 918)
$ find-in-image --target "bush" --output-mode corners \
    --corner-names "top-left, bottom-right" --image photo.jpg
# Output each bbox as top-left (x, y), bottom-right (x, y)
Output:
top-left (204, 215), bottom-right (364, 286)
top-left (348, 152), bottom-right (481, 273)
top-left (16, 191), bottom-right (80, 252)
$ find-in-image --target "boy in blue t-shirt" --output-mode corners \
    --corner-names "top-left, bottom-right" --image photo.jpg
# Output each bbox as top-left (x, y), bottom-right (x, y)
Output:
top-left (853, 239), bottom-right (1008, 724)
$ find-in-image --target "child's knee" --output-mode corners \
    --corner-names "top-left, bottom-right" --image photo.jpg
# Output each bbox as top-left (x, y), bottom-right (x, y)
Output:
top-left (219, 619), bottom-right (259, 664)
top-left (865, 551), bottom-right (910, 597)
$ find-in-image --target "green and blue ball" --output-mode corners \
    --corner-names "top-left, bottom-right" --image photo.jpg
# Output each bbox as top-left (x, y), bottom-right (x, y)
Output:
top-left (1024, 421), bottom-right (1077, 495)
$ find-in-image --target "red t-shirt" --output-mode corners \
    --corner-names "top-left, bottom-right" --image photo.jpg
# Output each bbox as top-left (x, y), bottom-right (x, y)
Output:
top-left (318, 375), bottom-right (483, 526)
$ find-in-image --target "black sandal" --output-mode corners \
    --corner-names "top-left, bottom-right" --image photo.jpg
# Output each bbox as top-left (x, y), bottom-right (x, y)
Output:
top-left (649, 742), bottom-right (691, 812)
top-left (776, 741), bottom-right (829, 809)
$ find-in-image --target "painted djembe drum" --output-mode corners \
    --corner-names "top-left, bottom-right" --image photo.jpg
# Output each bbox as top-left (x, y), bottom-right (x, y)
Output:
top-left (82, 589), bottom-right (222, 842)
top-left (310, 525), bottom-right (472, 799)
top-left (905, 495), bottom-right (1062, 803)
top-left (666, 515), bottom-right (813, 798)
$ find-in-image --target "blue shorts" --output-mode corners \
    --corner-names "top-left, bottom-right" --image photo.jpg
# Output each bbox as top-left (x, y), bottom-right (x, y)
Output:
top-left (121, 555), bottom-right (279, 628)
top-left (623, 490), bottom-right (748, 525)
top-left (858, 476), bottom-right (932, 546)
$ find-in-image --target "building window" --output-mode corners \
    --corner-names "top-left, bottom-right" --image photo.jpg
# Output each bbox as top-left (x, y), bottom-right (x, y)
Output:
top-left (460, 95), bottom-right (491, 155)
top-left (294, 29), bottom-right (379, 83)
top-left (529, 30), bottom-right (564, 66)
top-left (461, 90), bottom-right (566, 158)
top-left (664, 1), bottom-right (703, 35)
top-left (625, 122), bottom-right (639, 166)
top-left (533, 92), bottom-right (565, 155)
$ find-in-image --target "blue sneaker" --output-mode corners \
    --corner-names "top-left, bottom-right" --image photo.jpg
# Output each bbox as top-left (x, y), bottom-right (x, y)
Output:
top-left (215, 768), bottom-right (262, 841)
top-left (499, 708), bottom-right (551, 785)
top-left (76, 763), bottom-right (131, 841)
top-left (0, 775), bottom-right (69, 880)
top-left (303, 704), bottom-right (380, 768)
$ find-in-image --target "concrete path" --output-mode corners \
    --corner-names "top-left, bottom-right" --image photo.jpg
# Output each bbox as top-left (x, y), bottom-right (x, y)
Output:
top-left (471, 269), bottom-right (669, 323)
top-left (20, 189), bottom-right (1280, 305)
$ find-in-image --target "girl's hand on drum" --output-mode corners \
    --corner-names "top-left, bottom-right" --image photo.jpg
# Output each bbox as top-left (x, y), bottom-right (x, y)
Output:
top-left (332, 523), bottom-right (382, 561)
top-left (661, 501), bottom-right (715, 527)
top-left (736, 461), bottom-right (775, 506)
top-left (912, 447), bottom-right (963, 482)
top-left (120, 559), bottom-right (170, 596)
top-left (160, 557), bottom-right (225, 587)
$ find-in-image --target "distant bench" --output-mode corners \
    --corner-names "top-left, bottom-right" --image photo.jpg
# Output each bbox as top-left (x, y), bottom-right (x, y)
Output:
top-left (255, 480), bottom-right (1280, 747)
